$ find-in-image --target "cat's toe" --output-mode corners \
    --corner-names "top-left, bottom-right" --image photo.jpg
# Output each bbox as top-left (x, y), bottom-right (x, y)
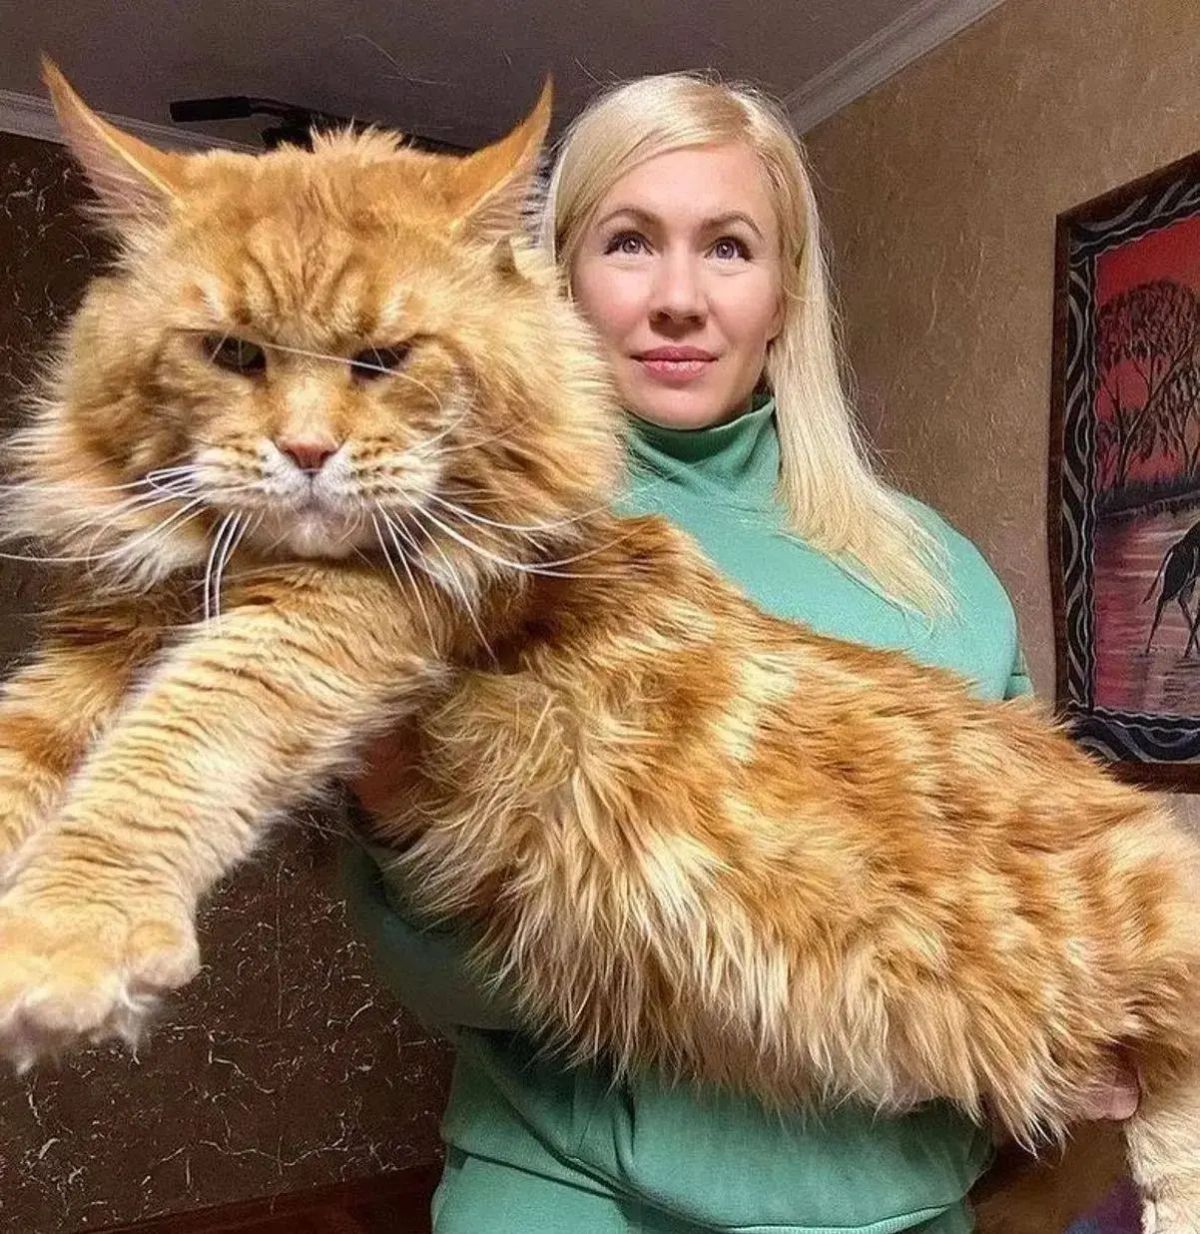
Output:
top-left (0, 899), bottom-right (198, 1069)
top-left (125, 917), bottom-right (200, 991)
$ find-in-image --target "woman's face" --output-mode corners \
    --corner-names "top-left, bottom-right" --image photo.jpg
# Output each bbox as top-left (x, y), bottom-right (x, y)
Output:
top-left (570, 142), bottom-right (785, 430)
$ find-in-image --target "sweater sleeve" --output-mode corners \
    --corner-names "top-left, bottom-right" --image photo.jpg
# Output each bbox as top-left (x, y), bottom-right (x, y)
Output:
top-left (338, 839), bottom-right (521, 1035)
top-left (1004, 645), bottom-right (1034, 699)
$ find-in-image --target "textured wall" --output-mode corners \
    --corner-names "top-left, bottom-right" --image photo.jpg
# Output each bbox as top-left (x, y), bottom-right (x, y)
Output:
top-left (0, 131), bottom-right (449, 1234)
top-left (804, 0), bottom-right (1200, 709)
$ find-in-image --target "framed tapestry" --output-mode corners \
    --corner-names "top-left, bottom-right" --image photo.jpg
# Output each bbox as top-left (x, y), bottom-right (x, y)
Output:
top-left (1050, 148), bottom-right (1200, 790)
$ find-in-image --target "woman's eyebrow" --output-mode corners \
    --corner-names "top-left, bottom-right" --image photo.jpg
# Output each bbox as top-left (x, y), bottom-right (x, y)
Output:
top-left (594, 205), bottom-right (765, 241)
top-left (702, 211), bottom-right (765, 240)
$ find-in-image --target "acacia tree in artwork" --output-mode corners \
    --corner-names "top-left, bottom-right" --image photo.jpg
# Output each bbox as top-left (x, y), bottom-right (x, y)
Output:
top-left (1149, 363), bottom-right (1200, 479)
top-left (1095, 280), bottom-right (1200, 490)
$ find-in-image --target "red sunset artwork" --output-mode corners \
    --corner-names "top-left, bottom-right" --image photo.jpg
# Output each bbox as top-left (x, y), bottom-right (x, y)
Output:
top-left (1090, 212), bottom-right (1200, 719)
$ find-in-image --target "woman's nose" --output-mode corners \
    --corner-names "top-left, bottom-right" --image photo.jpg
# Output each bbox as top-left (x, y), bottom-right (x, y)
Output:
top-left (648, 251), bottom-right (706, 324)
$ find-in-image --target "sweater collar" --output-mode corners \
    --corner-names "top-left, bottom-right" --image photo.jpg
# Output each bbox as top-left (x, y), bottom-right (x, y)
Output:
top-left (624, 394), bottom-right (781, 511)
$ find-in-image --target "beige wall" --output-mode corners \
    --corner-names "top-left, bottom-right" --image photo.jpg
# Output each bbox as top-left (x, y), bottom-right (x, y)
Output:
top-left (805, 0), bottom-right (1200, 701)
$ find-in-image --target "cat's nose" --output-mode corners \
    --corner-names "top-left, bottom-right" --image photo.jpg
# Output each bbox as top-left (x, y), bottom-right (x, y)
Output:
top-left (277, 436), bottom-right (339, 474)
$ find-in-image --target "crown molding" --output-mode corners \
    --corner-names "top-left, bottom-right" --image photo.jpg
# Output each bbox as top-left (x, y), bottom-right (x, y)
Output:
top-left (0, 87), bottom-right (254, 151)
top-left (786, 0), bottom-right (1008, 133)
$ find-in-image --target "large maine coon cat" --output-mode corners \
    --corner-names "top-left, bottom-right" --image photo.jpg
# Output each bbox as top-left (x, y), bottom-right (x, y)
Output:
top-left (0, 63), bottom-right (1197, 1231)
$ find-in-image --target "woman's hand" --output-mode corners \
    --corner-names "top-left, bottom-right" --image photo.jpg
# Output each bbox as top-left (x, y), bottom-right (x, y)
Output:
top-left (350, 727), bottom-right (412, 818)
top-left (1078, 1052), bottom-right (1140, 1120)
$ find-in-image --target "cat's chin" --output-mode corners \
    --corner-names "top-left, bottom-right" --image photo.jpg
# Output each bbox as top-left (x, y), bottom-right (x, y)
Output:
top-left (251, 509), bottom-right (369, 561)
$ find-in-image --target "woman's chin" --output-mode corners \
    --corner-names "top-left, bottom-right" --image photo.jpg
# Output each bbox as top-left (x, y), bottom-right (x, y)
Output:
top-left (630, 392), bottom-right (739, 431)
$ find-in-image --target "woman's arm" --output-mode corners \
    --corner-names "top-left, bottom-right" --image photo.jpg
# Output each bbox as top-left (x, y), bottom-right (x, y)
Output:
top-left (343, 734), bottom-right (521, 1034)
top-left (339, 839), bottom-right (520, 1034)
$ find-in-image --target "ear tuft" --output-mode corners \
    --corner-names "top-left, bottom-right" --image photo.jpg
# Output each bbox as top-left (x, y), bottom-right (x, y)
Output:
top-left (451, 78), bottom-right (553, 245)
top-left (42, 56), bottom-right (187, 225)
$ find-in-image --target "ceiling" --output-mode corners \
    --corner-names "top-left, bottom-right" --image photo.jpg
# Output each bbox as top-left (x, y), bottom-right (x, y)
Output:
top-left (0, 1), bottom-right (1004, 150)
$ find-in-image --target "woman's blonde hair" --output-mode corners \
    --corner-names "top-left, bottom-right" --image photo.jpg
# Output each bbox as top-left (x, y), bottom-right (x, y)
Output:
top-left (540, 72), bottom-right (951, 615)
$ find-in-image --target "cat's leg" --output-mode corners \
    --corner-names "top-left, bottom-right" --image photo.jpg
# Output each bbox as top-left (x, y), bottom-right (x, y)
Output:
top-left (0, 564), bottom-right (432, 1067)
top-left (1126, 1051), bottom-right (1200, 1234)
top-left (0, 603), bottom-right (170, 879)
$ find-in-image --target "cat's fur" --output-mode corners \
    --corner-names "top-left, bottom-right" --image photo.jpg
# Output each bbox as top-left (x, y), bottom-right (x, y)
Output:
top-left (0, 62), bottom-right (1197, 1230)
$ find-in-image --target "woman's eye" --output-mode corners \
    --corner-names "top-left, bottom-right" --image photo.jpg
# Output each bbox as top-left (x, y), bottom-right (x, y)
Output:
top-left (204, 335), bottom-right (266, 375)
top-left (350, 345), bottom-right (411, 381)
top-left (606, 231), bottom-right (647, 257)
top-left (712, 237), bottom-right (750, 261)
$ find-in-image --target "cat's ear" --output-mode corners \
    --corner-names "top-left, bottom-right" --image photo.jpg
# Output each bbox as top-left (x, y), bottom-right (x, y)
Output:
top-left (42, 57), bottom-right (187, 224)
top-left (450, 79), bottom-right (553, 245)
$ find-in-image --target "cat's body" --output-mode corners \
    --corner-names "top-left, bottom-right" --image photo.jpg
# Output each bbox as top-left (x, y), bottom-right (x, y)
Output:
top-left (358, 509), bottom-right (1200, 1135)
top-left (0, 63), bottom-right (1198, 1231)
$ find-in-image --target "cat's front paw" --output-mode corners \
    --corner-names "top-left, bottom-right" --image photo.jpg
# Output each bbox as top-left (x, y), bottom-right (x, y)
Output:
top-left (0, 894), bottom-right (199, 1070)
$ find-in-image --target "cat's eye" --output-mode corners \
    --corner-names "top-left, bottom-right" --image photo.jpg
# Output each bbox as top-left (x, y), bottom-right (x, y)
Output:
top-left (350, 345), bottom-right (411, 381)
top-left (203, 335), bottom-right (267, 375)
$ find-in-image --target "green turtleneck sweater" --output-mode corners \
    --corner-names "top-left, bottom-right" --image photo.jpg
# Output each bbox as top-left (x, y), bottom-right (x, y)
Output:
top-left (341, 400), bottom-right (1030, 1234)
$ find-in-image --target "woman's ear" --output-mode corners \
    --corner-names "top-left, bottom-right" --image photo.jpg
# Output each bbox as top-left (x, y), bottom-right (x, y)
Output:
top-left (769, 291), bottom-right (787, 342)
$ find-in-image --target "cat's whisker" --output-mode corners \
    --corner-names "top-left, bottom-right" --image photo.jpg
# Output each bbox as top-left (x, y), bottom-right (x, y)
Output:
top-left (371, 510), bottom-right (439, 652)
top-left (405, 408), bottom-right (475, 461)
top-left (78, 483), bottom-right (203, 531)
top-left (12, 492), bottom-right (208, 568)
top-left (87, 487), bottom-right (262, 562)
top-left (425, 487), bottom-right (516, 508)
top-left (414, 503), bottom-right (635, 581)
top-left (0, 470), bottom-right (197, 497)
top-left (77, 499), bottom-right (211, 575)
top-left (247, 338), bottom-right (376, 371)
top-left (144, 468), bottom-right (203, 495)
top-left (2, 469), bottom-right (274, 559)
top-left (426, 490), bottom-right (605, 538)
top-left (214, 512), bottom-right (251, 624)
top-left (390, 503), bottom-right (491, 656)
top-left (415, 417), bottom-right (530, 459)
top-left (394, 507), bottom-right (493, 658)
top-left (379, 510), bottom-right (439, 586)
top-left (212, 515), bottom-right (239, 620)
top-left (1, 452), bottom-right (192, 485)
top-left (0, 475), bottom-right (202, 523)
top-left (391, 369), bottom-right (451, 416)
top-left (69, 477), bottom-right (234, 562)
top-left (203, 512), bottom-right (239, 625)
top-left (71, 486), bottom-right (206, 565)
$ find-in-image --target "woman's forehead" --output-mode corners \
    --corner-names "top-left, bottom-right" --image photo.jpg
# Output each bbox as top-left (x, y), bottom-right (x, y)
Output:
top-left (593, 144), bottom-right (777, 234)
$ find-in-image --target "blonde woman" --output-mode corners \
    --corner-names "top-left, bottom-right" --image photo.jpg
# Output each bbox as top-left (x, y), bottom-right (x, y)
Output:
top-left (344, 74), bottom-right (1131, 1233)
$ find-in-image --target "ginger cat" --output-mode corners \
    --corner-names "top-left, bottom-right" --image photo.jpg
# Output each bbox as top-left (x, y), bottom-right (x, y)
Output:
top-left (0, 63), bottom-right (1197, 1231)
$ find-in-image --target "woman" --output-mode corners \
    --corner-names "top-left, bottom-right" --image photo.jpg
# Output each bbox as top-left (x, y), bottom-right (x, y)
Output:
top-left (342, 73), bottom-right (1131, 1233)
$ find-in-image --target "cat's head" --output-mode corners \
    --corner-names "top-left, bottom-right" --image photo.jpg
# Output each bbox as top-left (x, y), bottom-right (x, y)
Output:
top-left (8, 61), bottom-right (622, 593)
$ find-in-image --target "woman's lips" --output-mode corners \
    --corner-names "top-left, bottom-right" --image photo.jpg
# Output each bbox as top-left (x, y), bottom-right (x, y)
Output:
top-left (634, 348), bottom-right (716, 384)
